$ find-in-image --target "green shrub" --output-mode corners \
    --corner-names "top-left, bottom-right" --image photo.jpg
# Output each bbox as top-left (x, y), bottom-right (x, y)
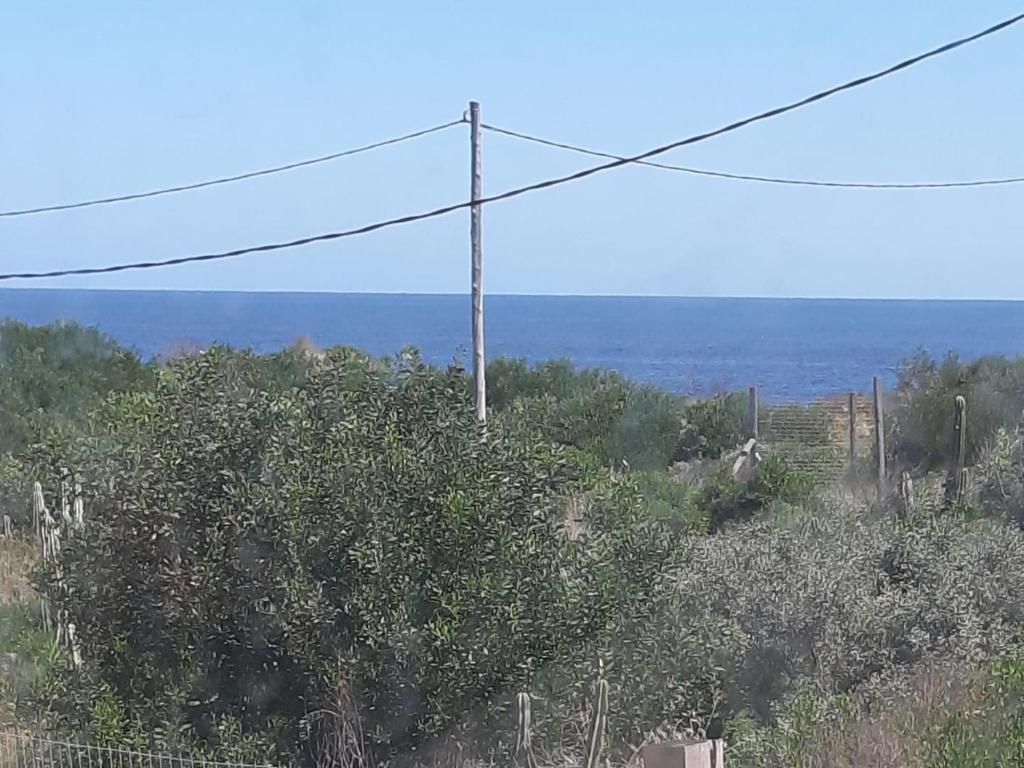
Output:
top-left (677, 392), bottom-right (748, 461)
top-left (0, 319), bottom-right (154, 456)
top-left (33, 347), bottom-right (680, 765)
top-left (631, 470), bottom-right (707, 533)
top-left (972, 427), bottom-right (1024, 526)
top-left (486, 357), bottom-right (748, 471)
top-left (702, 455), bottom-right (814, 531)
top-left (891, 351), bottom-right (1024, 473)
top-left (0, 602), bottom-right (58, 724)
top-left (667, 506), bottom-right (1024, 741)
top-left (731, 655), bottom-right (1024, 767)
top-left (487, 358), bottom-right (687, 470)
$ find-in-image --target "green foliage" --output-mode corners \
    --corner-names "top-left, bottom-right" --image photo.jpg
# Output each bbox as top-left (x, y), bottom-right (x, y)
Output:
top-left (89, 690), bottom-right (127, 746)
top-left (33, 347), bottom-right (679, 764)
top-left (677, 392), bottom-right (748, 461)
top-left (703, 455), bottom-right (814, 531)
top-left (733, 656), bottom-right (1024, 768)
top-left (680, 507), bottom-right (1024, 736)
top-left (0, 319), bottom-right (154, 456)
top-left (488, 358), bottom-right (686, 470)
top-left (972, 427), bottom-right (1024, 526)
top-left (0, 602), bottom-right (59, 723)
top-left (631, 470), bottom-right (707, 533)
top-left (486, 357), bottom-right (747, 471)
top-left (15, 329), bottom-right (1024, 764)
top-left (891, 351), bottom-right (1024, 472)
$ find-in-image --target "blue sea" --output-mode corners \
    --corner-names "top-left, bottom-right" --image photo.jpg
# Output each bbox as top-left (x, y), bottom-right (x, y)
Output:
top-left (3, 289), bottom-right (1024, 402)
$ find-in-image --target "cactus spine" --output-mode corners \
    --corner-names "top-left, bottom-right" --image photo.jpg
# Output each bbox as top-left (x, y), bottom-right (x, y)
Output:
top-left (584, 675), bottom-right (609, 768)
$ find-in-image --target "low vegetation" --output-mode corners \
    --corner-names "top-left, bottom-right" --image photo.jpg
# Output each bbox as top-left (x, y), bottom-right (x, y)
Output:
top-left (1, 320), bottom-right (1024, 766)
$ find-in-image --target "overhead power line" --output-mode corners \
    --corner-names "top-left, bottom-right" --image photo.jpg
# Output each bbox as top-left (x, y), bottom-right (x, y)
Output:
top-left (2, 11), bottom-right (1022, 282)
top-left (481, 123), bottom-right (1024, 189)
top-left (0, 119), bottom-right (464, 218)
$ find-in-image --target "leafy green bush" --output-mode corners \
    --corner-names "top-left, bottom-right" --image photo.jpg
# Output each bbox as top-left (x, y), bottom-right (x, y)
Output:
top-left (486, 357), bottom-right (748, 471)
top-left (34, 347), bottom-right (679, 765)
top-left (0, 601), bottom-right (57, 724)
top-left (631, 470), bottom-right (707, 533)
top-left (971, 427), bottom-right (1024, 527)
top-left (702, 455), bottom-right (814, 531)
top-left (487, 358), bottom-right (686, 470)
top-left (729, 655), bottom-right (1024, 767)
top-left (0, 319), bottom-right (154, 456)
top-left (643, 505), bottom-right (1024, 748)
top-left (677, 392), bottom-right (748, 462)
top-left (891, 351), bottom-right (1024, 472)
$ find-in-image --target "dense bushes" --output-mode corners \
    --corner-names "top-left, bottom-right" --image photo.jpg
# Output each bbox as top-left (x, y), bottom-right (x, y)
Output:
top-left (0, 320), bottom-right (153, 456)
top-left (891, 351), bottom-right (1024, 472)
top-left (670, 507), bottom-right (1024, 765)
top-left (968, 427), bottom-right (1024, 527)
top-left (486, 357), bottom-right (746, 470)
top-left (12, 327), bottom-right (1024, 765)
top-left (732, 657), bottom-right (1024, 767)
top-left (697, 455), bottom-right (815, 531)
top-left (34, 348), bottom-right (680, 765)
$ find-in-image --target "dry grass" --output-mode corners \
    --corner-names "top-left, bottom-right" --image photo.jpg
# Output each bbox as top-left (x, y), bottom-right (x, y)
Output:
top-left (0, 539), bottom-right (36, 606)
top-left (778, 663), bottom-right (987, 768)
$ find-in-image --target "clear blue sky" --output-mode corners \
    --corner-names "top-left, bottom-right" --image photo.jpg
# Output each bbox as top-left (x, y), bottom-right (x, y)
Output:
top-left (1, 1), bottom-right (1022, 298)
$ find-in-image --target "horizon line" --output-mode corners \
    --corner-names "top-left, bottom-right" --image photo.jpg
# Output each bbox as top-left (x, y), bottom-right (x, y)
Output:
top-left (1, 286), bottom-right (1023, 303)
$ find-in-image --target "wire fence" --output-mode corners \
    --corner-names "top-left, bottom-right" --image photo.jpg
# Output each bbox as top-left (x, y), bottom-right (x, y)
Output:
top-left (757, 393), bottom-right (876, 484)
top-left (0, 731), bottom-right (281, 768)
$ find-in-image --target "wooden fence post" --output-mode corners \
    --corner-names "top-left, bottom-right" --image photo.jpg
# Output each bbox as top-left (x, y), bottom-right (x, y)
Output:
top-left (748, 385), bottom-right (758, 442)
top-left (847, 391), bottom-right (857, 474)
top-left (872, 376), bottom-right (886, 499)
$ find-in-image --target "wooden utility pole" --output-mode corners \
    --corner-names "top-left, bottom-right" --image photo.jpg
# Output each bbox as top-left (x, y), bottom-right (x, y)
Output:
top-left (469, 101), bottom-right (486, 423)
top-left (872, 376), bottom-right (886, 499)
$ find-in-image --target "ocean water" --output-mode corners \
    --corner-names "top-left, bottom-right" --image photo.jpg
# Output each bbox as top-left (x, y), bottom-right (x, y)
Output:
top-left (3, 289), bottom-right (1024, 402)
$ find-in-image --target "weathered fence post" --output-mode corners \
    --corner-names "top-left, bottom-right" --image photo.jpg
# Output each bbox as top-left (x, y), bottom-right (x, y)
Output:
top-left (848, 392), bottom-right (857, 476)
top-left (748, 385), bottom-right (759, 442)
top-left (872, 376), bottom-right (886, 500)
top-left (945, 395), bottom-right (968, 508)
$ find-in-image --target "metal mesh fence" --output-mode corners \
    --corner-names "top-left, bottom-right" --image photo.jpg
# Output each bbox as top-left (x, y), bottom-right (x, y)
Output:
top-left (0, 731), bottom-right (281, 768)
top-left (757, 393), bottom-right (876, 484)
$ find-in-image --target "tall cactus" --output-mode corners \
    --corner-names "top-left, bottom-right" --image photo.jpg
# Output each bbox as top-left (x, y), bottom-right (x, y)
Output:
top-left (59, 468), bottom-right (72, 525)
top-left (32, 481), bottom-right (45, 544)
top-left (954, 395), bottom-right (968, 504)
top-left (584, 675), bottom-right (609, 768)
top-left (72, 474), bottom-right (85, 529)
top-left (945, 395), bottom-right (968, 509)
top-left (898, 471), bottom-right (914, 517)
top-left (515, 692), bottom-right (537, 768)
